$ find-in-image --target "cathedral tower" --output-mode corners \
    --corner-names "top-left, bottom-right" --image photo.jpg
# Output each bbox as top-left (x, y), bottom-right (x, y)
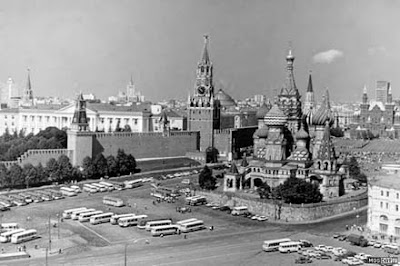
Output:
top-left (277, 48), bottom-right (302, 136)
top-left (188, 35), bottom-right (221, 151)
top-left (303, 72), bottom-right (315, 116)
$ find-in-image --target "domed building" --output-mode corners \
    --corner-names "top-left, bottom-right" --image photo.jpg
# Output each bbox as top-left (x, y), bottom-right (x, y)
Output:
top-left (224, 50), bottom-right (345, 200)
top-left (215, 89), bottom-right (236, 109)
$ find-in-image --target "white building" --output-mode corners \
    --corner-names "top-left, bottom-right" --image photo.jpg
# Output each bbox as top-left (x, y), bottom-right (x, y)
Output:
top-left (368, 173), bottom-right (400, 239)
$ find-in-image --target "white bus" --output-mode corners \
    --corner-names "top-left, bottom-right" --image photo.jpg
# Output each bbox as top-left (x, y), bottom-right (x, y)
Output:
top-left (145, 220), bottom-right (172, 231)
top-left (278, 241), bottom-right (302, 253)
top-left (18, 193), bottom-right (33, 203)
top-left (79, 211), bottom-right (103, 222)
top-left (124, 179), bottom-right (143, 189)
top-left (176, 218), bottom-right (198, 226)
top-left (46, 189), bottom-right (64, 200)
top-left (70, 185), bottom-right (82, 193)
top-left (91, 183), bottom-right (107, 192)
top-left (71, 208), bottom-right (96, 220)
top-left (118, 215), bottom-right (148, 227)
top-left (60, 187), bottom-right (78, 197)
top-left (83, 184), bottom-right (98, 193)
top-left (63, 207), bottom-right (87, 219)
top-left (11, 229), bottom-right (37, 244)
top-left (262, 238), bottom-right (292, 252)
top-left (99, 182), bottom-right (115, 191)
top-left (179, 220), bottom-right (205, 233)
top-left (103, 196), bottom-right (124, 207)
top-left (0, 229), bottom-right (25, 243)
top-left (231, 206), bottom-right (248, 216)
top-left (110, 214), bottom-right (136, 225)
top-left (1, 223), bottom-right (19, 232)
top-left (151, 225), bottom-right (180, 237)
top-left (90, 212), bottom-right (114, 225)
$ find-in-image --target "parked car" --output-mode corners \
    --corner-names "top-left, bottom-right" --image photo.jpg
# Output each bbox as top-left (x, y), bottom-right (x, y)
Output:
top-left (299, 240), bottom-right (313, 248)
top-left (219, 206), bottom-right (231, 212)
top-left (251, 215), bottom-right (260, 220)
top-left (295, 257), bottom-right (313, 264)
top-left (257, 216), bottom-right (268, 221)
top-left (315, 245), bottom-right (326, 252)
top-left (316, 254), bottom-right (331, 260)
top-left (338, 235), bottom-right (347, 241)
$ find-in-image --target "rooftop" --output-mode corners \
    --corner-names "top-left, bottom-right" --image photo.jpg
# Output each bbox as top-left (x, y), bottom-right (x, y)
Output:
top-left (371, 173), bottom-right (400, 190)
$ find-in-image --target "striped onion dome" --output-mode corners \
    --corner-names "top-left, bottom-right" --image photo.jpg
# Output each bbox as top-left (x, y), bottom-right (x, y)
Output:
top-left (264, 104), bottom-right (287, 126)
top-left (295, 127), bottom-right (309, 139)
top-left (311, 91), bottom-right (334, 127)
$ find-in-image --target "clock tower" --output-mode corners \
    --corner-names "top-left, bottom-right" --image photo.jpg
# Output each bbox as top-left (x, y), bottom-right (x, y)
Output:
top-left (188, 35), bottom-right (221, 152)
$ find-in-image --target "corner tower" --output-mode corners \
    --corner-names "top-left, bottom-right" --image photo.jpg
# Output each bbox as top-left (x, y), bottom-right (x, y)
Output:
top-left (67, 93), bottom-right (94, 166)
top-left (277, 49), bottom-right (302, 136)
top-left (188, 35), bottom-right (221, 151)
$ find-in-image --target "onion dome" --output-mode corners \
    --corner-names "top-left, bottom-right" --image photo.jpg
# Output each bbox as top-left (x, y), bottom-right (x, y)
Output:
top-left (255, 127), bottom-right (269, 138)
top-left (295, 127), bottom-right (309, 140)
top-left (311, 90), bottom-right (334, 127)
top-left (264, 104), bottom-right (287, 126)
top-left (215, 89), bottom-right (236, 107)
top-left (256, 102), bottom-right (270, 119)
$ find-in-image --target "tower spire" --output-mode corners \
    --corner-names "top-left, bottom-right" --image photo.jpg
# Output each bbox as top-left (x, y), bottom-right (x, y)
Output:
top-left (307, 71), bottom-right (313, 92)
top-left (201, 34), bottom-right (210, 64)
top-left (280, 44), bottom-right (298, 96)
top-left (22, 68), bottom-right (34, 106)
top-left (71, 92), bottom-right (89, 132)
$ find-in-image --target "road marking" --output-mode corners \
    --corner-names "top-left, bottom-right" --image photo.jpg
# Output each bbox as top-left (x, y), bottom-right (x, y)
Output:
top-left (77, 222), bottom-right (111, 244)
top-left (153, 248), bottom-right (260, 265)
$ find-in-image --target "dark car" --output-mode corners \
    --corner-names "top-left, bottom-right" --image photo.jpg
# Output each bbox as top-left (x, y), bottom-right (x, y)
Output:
top-left (295, 257), bottom-right (312, 264)
top-left (338, 235), bottom-right (347, 241)
top-left (317, 254), bottom-right (331, 260)
top-left (219, 206), bottom-right (231, 212)
top-left (299, 240), bottom-right (313, 248)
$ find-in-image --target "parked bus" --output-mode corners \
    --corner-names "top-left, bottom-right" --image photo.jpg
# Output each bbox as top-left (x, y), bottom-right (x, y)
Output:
top-left (63, 207), bottom-right (88, 219)
top-left (103, 196), bottom-right (124, 207)
top-left (0, 197), bottom-right (13, 207)
top-left (153, 186), bottom-right (178, 198)
top-left (118, 215), bottom-right (148, 227)
top-left (36, 191), bottom-right (53, 201)
top-left (79, 211), bottom-right (103, 222)
top-left (71, 208), bottom-right (96, 220)
top-left (99, 182), bottom-right (115, 191)
top-left (70, 185), bottom-right (82, 193)
top-left (1, 223), bottom-right (19, 232)
top-left (110, 214), bottom-right (136, 225)
top-left (90, 212), bottom-right (114, 225)
top-left (186, 196), bottom-right (207, 206)
top-left (179, 220), bottom-right (205, 233)
top-left (124, 179), bottom-right (143, 189)
top-left (0, 229), bottom-right (25, 243)
top-left (60, 187), bottom-right (77, 197)
top-left (8, 195), bottom-right (28, 206)
top-left (91, 183), bottom-right (107, 192)
top-left (262, 238), bottom-right (292, 252)
top-left (176, 218), bottom-right (198, 226)
top-left (83, 184), bottom-right (98, 193)
top-left (25, 192), bottom-right (43, 203)
top-left (145, 220), bottom-right (172, 231)
top-left (11, 229), bottom-right (38, 244)
top-left (231, 206), bottom-right (248, 216)
top-left (278, 241), bottom-right (302, 253)
top-left (151, 225), bottom-right (180, 237)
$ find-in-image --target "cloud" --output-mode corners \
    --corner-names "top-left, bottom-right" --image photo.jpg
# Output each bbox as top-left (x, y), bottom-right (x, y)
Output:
top-left (313, 49), bottom-right (344, 64)
top-left (368, 46), bottom-right (387, 56)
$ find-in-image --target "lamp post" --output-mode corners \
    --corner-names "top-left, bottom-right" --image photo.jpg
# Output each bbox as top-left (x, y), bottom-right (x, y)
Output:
top-left (48, 215), bottom-right (52, 251)
top-left (356, 214), bottom-right (360, 226)
top-left (124, 244), bottom-right (127, 266)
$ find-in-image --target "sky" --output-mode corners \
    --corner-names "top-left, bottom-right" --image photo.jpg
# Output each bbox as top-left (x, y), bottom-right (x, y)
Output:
top-left (0, 0), bottom-right (398, 102)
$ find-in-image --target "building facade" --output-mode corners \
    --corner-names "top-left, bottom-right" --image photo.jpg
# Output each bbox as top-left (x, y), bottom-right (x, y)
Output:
top-left (368, 173), bottom-right (400, 239)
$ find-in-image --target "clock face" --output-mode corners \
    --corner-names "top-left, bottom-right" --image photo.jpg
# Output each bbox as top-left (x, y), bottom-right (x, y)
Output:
top-left (197, 86), bottom-right (206, 95)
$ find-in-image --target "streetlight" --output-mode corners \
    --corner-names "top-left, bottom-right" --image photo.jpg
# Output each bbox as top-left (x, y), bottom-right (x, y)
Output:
top-left (356, 214), bottom-right (360, 226)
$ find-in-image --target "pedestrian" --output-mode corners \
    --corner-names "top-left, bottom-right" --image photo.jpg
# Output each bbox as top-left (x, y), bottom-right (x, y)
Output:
top-left (184, 235), bottom-right (187, 239)
top-left (23, 245), bottom-right (26, 251)
top-left (1, 248), bottom-right (4, 253)
top-left (59, 248), bottom-right (62, 254)
top-left (346, 224), bottom-right (349, 230)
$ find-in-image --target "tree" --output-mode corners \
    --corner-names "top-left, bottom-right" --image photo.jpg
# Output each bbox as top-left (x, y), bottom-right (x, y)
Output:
top-left (81, 156), bottom-right (95, 180)
top-left (0, 164), bottom-right (9, 188)
top-left (257, 182), bottom-right (271, 199)
top-left (57, 155), bottom-right (74, 182)
top-left (93, 153), bottom-right (108, 178)
top-left (346, 156), bottom-right (361, 178)
top-left (198, 165), bottom-right (216, 190)
top-left (9, 164), bottom-right (23, 188)
top-left (106, 155), bottom-right (118, 177)
top-left (126, 154), bottom-right (137, 173)
top-left (22, 163), bottom-right (38, 188)
top-left (116, 149), bottom-right (130, 175)
top-left (123, 125), bottom-right (132, 132)
top-left (275, 178), bottom-right (323, 204)
top-left (46, 158), bottom-right (59, 182)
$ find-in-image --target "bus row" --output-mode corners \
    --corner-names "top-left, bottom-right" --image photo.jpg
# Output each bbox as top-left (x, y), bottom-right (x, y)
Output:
top-left (0, 229), bottom-right (38, 244)
top-left (0, 188), bottom-right (70, 208)
top-left (262, 238), bottom-right (306, 253)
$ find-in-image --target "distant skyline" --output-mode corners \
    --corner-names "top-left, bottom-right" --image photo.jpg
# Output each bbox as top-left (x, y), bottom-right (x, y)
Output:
top-left (0, 0), bottom-right (398, 102)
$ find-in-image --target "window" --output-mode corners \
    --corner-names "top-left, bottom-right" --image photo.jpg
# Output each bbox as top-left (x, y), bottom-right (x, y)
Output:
top-left (11, 116), bottom-right (14, 120)
top-left (381, 202), bottom-right (383, 208)
top-left (397, 193), bottom-right (399, 199)
top-left (134, 119), bottom-right (138, 125)
top-left (386, 203), bottom-right (389, 209)
top-left (396, 205), bottom-right (398, 211)
top-left (387, 191), bottom-right (390, 197)
top-left (381, 190), bottom-right (384, 196)
top-left (396, 227), bottom-right (400, 236)
top-left (380, 223), bottom-right (388, 233)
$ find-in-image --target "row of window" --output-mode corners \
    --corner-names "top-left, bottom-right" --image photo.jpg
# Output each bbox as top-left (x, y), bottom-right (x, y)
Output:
top-left (380, 201), bottom-right (400, 211)
top-left (380, 190), bottom-right (400, 199)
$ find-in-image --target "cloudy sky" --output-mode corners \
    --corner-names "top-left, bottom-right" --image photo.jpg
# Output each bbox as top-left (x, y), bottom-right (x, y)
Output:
top-left (0, 0), bottom-right (398, 102)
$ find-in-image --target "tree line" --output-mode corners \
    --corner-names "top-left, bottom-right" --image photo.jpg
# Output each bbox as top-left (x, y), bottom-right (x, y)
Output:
top-left (0, 127), bottom-right (67, 161)
top-left (0, 149), bottom-right (137, 190)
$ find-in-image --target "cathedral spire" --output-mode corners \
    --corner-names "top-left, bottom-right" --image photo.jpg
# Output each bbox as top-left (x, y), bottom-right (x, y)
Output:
top-left (307, 72), bottom-right (313, 92)
top-left (280, 46), bottom-right (299, 97)
top-left (22, 68), bottom-right (34, 106)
